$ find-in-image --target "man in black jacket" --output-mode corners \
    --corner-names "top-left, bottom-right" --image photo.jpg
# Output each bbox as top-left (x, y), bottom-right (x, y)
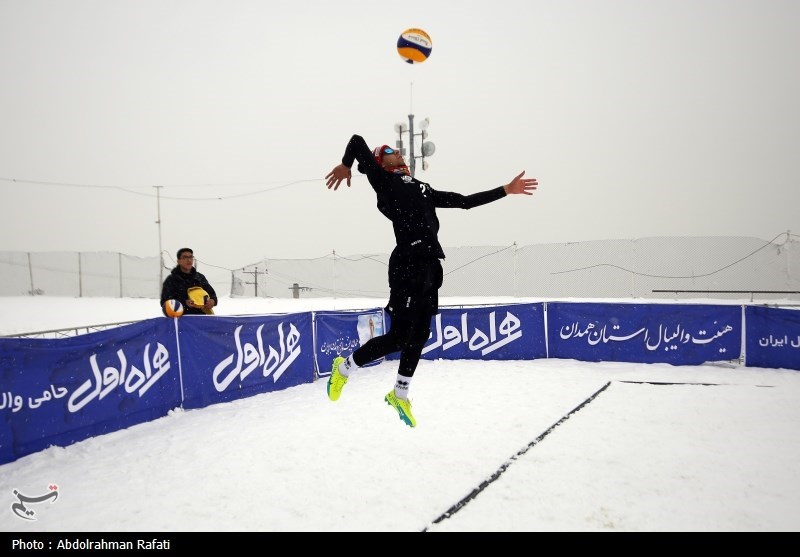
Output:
top-left (160, 248), bottom-right (218, 316)
top-left (324, 134), bottom-right (538, 427)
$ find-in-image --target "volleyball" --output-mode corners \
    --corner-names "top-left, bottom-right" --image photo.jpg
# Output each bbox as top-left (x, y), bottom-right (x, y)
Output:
top-left (163, 299), bottom-right (184, 318)
top-left (397, 28), bottom-right (432, 64)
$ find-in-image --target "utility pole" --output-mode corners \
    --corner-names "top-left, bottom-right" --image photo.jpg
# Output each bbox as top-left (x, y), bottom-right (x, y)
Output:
top-left (243, 266), bottom-right (263, 297)
top-left (408, 114), bottom-right (416, 177)
top-left (289, 283), bottom-right (311, 299)
top-left (154, 186), bottom-right (164, 286)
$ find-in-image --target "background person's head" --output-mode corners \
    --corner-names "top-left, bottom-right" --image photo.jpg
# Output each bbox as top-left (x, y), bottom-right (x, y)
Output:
top-left (176, 248), bottom-right (194, 272)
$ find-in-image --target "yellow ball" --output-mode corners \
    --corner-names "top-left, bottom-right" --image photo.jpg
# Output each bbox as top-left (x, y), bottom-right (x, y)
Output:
top-left (163, 299), bottom-right (184, 318)
top-left (397, 28), bottom-right (432, 64)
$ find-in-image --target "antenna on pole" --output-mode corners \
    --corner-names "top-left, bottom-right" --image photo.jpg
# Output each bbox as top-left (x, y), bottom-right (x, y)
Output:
top-left (393, 83), bottom-right (434, 178)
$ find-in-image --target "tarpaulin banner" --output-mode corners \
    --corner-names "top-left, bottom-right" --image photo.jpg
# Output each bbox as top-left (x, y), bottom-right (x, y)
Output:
top-left (3, 300), bottom-right (779, 466)
top-left (385, 303), bottom-right (545, 361)
top-left (547, 302), bottom-right (741, 364)
top-left (315, 309), bottom-right (385, 377)
top-left (745, 306), bottom-right (800, 370)
top-left (0, 318), bottom-right (180, 465)
top-left (177, 313), bottom-right (315, 410)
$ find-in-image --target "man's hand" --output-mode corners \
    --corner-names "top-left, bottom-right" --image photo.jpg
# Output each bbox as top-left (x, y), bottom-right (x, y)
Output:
top-left (325, 164), bottom-right (352, 190)
top-left (504, 171), bottom-right (538, 195)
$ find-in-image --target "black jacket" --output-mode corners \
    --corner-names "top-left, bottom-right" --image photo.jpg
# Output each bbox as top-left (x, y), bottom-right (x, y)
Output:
top-left (160, 267), bottom-right (218, 316)
top-left (343, 134), bottom-right (507, 260)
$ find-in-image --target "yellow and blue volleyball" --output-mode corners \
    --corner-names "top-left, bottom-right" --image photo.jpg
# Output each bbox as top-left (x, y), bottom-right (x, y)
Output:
top-left (397, 28), bottom-right (432, 64)
top-left (163, 299), bottom-right (184, 318)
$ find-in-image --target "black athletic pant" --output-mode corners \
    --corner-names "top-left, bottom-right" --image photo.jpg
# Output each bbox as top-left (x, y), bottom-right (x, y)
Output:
top-left (352, 253), bottom-right (443, 377)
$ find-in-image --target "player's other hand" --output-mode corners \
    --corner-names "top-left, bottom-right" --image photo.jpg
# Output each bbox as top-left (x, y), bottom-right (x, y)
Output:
top-left (325, 164), bottom-right (352, 190)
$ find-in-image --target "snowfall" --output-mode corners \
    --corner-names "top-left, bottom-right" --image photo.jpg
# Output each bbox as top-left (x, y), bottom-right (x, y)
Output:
top-left (1, 295), bottom-right (799, 532)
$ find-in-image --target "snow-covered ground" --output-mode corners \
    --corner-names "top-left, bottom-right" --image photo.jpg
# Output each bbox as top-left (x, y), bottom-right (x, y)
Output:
top-left (1, 296), bottom-right (799, 532)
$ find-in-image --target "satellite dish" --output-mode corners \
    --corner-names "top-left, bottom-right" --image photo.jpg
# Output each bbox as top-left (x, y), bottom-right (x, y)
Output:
top-left (419, 118), bottom-right (430, 131)
top-left (422, 160), bottom-right (429, 171)
top-left (394, 123), bottom-right (407, 133)
top-left (421, 141), bottom-right (436, 157)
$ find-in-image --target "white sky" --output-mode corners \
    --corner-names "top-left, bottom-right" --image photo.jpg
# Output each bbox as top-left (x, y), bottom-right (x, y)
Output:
top-left (1, 1), bottom-right (799, 272)
top-left (1, 296), bottom-right (799, 532)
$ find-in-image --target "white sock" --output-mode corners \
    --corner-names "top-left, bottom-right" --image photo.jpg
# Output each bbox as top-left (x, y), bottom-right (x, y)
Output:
top-left (339, 354), bottom-right (357, 377)
top-left (394, 374), bottom-right (412, 399)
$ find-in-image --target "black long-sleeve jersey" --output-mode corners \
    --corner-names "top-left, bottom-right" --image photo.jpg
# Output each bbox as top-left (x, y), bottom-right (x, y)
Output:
top-left (342, 134), bottom-right (507, 259)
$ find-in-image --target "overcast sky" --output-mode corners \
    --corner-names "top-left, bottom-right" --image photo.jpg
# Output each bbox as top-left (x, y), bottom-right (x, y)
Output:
top-left (1, 0), bottom-right (798, 272)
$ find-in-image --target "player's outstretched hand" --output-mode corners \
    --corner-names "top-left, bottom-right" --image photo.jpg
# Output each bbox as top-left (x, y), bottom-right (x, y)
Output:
top-left (504, 171), bottom-right (538, 195)
top-left (325, 164), bottom-right (352, 190)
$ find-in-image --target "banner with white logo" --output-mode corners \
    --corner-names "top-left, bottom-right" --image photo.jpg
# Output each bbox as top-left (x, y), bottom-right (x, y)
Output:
top-left (177, 313), bottom-right (314, 409)
top-left (315, 310), bottom-right (385, 377)
top-left (0, 318), bottom-right (181, 465)
top-left (548, 302), bottom-right (741, 364)
top-left (745, 306), bottom-right (800, 370)
top-left (389, 303), bottom-right (545, 361)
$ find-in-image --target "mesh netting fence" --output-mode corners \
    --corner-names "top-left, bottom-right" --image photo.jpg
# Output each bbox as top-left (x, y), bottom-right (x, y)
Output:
top-left (231, 235), bottom-right (800, 302)
top-left (3, 235), bottom-right (798, 301)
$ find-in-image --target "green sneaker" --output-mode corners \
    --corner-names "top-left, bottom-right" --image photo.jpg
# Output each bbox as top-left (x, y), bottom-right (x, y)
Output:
top-left (385, 390), bottom-right (417, 427)
top-left (327, 357), bottom-right (348, 401)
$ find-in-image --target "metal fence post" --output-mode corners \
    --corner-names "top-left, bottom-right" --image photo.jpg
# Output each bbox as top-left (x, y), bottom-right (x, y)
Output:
top-left (27, 252), bottom-right (34, 296)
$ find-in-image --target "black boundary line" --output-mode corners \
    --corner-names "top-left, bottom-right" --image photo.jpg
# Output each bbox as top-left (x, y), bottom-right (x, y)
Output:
top-left (619, 380), bottom-right (723, 386)
top-left (617, 380), bottom-right (775, 388)
top-left (422, 378), bottom-right (776, 531)
top-left (421, 380), bottom-right (613, 532)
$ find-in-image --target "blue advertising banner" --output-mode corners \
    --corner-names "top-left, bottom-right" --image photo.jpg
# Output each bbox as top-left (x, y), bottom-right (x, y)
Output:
top-left (0, 318), bottom-right (181, 465)
top-left (548, 303), bottom-right (741, 365)
top-left (389, 303), bottom-right (545, 361)
top-left (745, 306), bottom-right (800, 370)
top-left (315, 310), bottom-right (385, 377)
top-left (177, 313), bottom-right (315, 410)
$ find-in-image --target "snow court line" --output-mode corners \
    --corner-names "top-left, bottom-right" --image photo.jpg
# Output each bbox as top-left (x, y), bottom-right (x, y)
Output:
top-left (422, 380), bottom-right (613, 531)
top-left (616, 380), bottom-right (775, 388)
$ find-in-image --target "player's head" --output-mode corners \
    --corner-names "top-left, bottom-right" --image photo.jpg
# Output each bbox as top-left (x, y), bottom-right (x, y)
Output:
top-left (373, 145), bottom-right (409, 176)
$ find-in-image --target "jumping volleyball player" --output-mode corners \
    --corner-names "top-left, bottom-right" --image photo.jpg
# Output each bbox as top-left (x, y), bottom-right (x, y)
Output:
top-left (324, 134), bottom-right (538, 427)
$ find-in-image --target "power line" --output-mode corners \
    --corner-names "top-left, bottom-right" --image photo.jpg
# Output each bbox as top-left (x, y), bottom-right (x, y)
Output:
top-left (0, 176), bottom-right (339, 201)
top-left (550, 231), bottom-right (791, 279)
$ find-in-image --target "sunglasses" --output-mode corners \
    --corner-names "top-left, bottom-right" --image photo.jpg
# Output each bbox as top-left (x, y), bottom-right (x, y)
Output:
top-left (382, 147), bottom-right (396, 155)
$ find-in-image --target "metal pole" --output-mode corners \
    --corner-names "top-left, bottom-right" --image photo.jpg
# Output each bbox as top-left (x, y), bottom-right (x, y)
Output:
top-left (408, 113), bottom-right (416, 177)
top-left (786, 229), bottom-right (792, 290)
top-left (512, 242), bottom-right (518, 297)
top-left (27, 252), bottom-right (34, 296)
top-left (154, 186), bottom-right (164, 287)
